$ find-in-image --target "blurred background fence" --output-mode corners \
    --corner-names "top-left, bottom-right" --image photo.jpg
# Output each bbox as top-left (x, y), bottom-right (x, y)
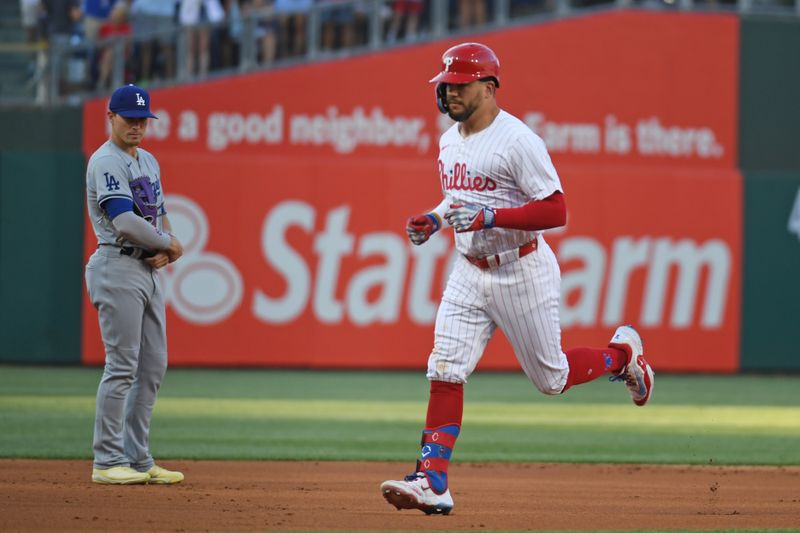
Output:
top-left (1, 0), bottom-right (799, 107)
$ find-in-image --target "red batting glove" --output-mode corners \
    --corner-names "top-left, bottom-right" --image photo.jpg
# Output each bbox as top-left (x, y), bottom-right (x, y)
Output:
top-left (444, 204), bottom-right (496, 233)
top-left (406, 213), bottom-right (440, 245)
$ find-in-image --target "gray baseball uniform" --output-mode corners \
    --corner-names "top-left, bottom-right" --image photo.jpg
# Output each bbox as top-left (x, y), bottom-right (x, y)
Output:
top-left (85, 139), bottom-right (168, 471)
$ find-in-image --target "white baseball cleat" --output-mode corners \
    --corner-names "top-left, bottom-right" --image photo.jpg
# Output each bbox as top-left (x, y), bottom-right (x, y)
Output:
top-left (609, 325), bottom-right (655, 406)
top-left (380, 473), bottom-right (454, 515)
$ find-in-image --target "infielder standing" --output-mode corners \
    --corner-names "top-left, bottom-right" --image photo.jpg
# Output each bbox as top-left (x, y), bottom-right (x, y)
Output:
top-left (85, 84), bottom-right (184, 485)
top-left (381, 43), bottom-right (655, 514)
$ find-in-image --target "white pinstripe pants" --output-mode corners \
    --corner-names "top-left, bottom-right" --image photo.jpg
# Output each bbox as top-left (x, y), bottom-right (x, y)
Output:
top-left (426, 236), bottom-right (569, 394)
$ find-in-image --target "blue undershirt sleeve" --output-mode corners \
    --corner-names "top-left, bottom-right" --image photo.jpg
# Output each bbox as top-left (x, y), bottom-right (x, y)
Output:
top-left (103, 197), bottom-right (134, 220)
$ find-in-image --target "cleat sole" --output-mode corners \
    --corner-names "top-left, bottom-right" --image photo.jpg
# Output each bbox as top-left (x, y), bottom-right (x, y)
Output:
top-left (382, 487), bottom-right (453, 515)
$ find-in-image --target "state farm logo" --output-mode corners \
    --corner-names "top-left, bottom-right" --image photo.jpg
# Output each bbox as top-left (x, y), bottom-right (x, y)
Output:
top-left (162, 194), bottom-right (243, 324)
top-left (558, 235), bottom-right (731, 328)
top-left (251, 201), bottom-right (455, 325)
top-left (157, 197), bottom-right (733, 330)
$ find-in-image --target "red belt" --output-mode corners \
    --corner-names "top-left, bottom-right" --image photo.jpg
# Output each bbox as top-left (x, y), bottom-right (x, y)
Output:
top-left (464, 237), bottom-right (538, 270)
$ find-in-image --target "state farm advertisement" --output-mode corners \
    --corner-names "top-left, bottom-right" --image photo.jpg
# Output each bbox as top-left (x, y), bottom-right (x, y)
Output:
top-left (82, 11), bottom-right (741, 371)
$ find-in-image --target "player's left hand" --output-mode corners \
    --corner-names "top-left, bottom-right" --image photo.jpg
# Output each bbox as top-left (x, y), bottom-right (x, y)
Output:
top-left (145, 252), bottom-right (170, 269)
top-left (445, 204), bottom-right (496, 233)
top-left (406, 214), bottom-right (440, 245)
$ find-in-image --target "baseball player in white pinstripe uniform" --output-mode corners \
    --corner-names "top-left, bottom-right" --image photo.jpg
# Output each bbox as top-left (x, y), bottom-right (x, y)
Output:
top-left (380, 42), bottom-right (655, 515)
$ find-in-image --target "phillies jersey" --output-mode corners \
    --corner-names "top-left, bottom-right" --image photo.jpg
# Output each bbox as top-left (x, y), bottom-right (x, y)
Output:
top-left (437, 110), bottom-right (563, 257)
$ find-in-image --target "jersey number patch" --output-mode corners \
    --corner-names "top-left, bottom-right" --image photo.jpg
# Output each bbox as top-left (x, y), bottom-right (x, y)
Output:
top-left (104, 172), bottom-right (121, 191)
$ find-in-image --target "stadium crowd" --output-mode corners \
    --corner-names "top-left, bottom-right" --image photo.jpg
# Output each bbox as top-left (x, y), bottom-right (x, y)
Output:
top-left (14, 0), bottom-right (789, 100)
top-left (21, 0), bottom-right (513, 91)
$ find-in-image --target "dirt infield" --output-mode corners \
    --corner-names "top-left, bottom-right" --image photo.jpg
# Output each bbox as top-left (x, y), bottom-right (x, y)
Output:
top-left (1, 460), bottom-right (799, 532)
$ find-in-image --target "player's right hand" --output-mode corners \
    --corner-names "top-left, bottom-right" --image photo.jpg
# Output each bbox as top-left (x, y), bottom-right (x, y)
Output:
top-left (145, 252), bottom-right (170, 269)
top-left (166, 235), bottom-right (184, 263)
top-left (445, 203), bottom-right (495, 233)
top-left (406, 213), bottom-right (440, 246)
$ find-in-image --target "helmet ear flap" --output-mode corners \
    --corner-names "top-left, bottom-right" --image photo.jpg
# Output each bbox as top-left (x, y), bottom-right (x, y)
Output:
top-left (435, 83), bottom-right (448, 114)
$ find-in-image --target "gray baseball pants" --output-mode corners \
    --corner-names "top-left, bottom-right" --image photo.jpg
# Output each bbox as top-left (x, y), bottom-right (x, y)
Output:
top-left (85, 246), bottom-right (168, 471)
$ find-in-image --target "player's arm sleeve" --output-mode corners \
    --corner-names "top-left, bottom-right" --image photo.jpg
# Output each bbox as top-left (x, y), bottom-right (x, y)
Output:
top-left (104, 197), bottom-right (134, 220)
top-left (112, 211), bottom-right (173, 250)
top-left (493, 191), bottom-right (567, 231)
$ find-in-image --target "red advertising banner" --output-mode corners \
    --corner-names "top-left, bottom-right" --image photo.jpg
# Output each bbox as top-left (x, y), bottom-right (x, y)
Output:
top-left (82, 11), bottom-right (741, 371)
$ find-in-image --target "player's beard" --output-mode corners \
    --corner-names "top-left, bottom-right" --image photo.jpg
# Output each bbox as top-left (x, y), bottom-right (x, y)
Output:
top-left (447, 100), bottom-right (477, 122)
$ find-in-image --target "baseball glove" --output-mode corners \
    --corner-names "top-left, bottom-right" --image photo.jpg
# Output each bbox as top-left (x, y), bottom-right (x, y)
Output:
top-left (129, 177), bottom-right (159, 227)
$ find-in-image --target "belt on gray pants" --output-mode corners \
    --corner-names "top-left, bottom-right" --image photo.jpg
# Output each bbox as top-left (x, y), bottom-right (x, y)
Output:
top-left (98, 243), bottom-right (157, 260)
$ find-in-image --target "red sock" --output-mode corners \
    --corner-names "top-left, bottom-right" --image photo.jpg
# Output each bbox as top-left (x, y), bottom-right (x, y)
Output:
top-left (561, 347), bottom-right (628, 393)
top-left (426, 381), bottom-right (463, 428)
top-left (422, 381), bottom-right (463, 493)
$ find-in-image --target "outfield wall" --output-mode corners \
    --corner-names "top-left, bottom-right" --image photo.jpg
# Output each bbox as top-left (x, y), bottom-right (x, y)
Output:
top-left (1, 11), bottom-right (798, 371)
top-left (0, 107), bottom-right (85, 363)
top-left (79, 11), bottom-right (747, 372)
top-left (739, 18), bottom-right (800, 370)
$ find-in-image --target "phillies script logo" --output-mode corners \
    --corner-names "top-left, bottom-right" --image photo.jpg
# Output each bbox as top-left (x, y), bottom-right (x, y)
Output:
top-left (439, 161), bottom-right (497, 192)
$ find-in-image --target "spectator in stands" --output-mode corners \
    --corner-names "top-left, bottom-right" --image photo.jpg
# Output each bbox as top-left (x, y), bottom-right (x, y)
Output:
top-left (130, 0), bottom-right (177, 84)
top-left (20, 0), bottom-right (44, 43)
top-left (509, 0), bottom-right (554, 18)
top-left (42, 0), bottom-right (83, 91)
top-left (214, 0), bottom-right (243, 70)
top-left (179, 0), bottom-right (226, 78)
top-left (320, 0), bottom-right (365, 52)
top-left (457, 0), bottom-right (486, 29)
top-left (41, 0), bottom-right (81, 46)
top-left (81, 0), bottom-right (118, 42)
top-left (95, 0), bottom-right (132, 89)
top-left (273, 0), bottom-right (312, 57)
top-left (386, 0), bottom-right (423, 44)
top-left (243, 0), bottom-right (277, 65)
top-left (77, 0), bottom-right (117, 91)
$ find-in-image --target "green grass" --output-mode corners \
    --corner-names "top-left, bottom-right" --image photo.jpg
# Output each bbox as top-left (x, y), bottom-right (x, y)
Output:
top-left (1, 366), bottom-right (799, 465)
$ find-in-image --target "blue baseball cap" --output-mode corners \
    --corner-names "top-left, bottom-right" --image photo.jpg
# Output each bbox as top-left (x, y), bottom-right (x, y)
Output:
top-left (108, 84), bottom-right (158, 119)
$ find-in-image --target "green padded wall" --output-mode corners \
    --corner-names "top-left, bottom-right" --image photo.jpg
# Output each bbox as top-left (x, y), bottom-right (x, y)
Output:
top-left (739, 17), bottom-right (800, 370)
top-left (740, 172), bottom-right (800, 370)
top-left (739, 17), bottom-right (800, 172)
top-left (0, 107), bottom-right (85, 363)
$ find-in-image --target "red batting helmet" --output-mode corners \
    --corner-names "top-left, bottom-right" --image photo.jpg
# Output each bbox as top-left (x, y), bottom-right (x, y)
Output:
top-left (430, 42), bottom-right (500, 113)
top-left (429, 42), bottom-right (501, 88)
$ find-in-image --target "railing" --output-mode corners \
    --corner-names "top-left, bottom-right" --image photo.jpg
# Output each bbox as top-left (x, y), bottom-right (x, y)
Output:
top-left (2, 0), bottom-right (798, 107)
top-left (0, 40), bottom-right (49, 105)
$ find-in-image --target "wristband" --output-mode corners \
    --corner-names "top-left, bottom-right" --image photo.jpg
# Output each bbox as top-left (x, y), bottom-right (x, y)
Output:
top-left (425, 213), bottom-right (441, 232)
top-left (482, 207), bottom-right (496, 229)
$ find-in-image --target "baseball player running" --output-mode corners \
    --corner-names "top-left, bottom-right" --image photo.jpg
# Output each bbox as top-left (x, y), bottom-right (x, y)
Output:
top-left (85, 84), bottom-right (184, 485)
top-left (380, 43), bottom-right (655, 514)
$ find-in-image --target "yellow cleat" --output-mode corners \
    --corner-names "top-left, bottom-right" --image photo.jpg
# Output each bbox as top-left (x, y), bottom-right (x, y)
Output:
top-left (92, 466), bottom-right (150, 485)
top-left (146, 464), bottom-right (184, 484)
